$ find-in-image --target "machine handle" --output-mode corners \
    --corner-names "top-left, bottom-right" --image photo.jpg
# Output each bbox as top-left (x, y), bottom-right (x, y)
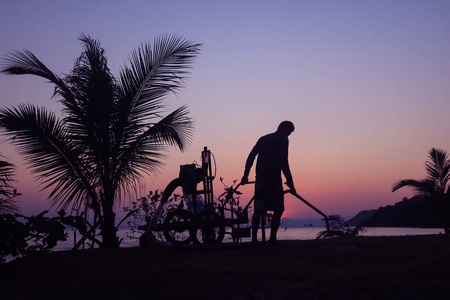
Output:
top-left (235, 181), bottom-right (330, 231)
top-left (284, 190), bottom-right (330, 231)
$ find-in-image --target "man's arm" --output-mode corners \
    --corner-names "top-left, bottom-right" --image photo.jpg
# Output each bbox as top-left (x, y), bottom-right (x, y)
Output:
top-left (281, 139), bottom-right (296, 194)
top-left (282, 162), bottom-right (295, 193)
top-left (241, 142), bottom-right (259, 184)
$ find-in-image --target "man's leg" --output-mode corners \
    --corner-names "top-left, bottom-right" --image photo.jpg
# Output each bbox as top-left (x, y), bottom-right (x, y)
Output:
top-left (252, 210), bottom-right (262, 243)
top-left (269, 209), bottom-right (283, 242)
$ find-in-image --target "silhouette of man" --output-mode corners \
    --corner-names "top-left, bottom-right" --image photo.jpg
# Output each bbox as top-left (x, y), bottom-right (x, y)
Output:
top-left (241, 121), bottom-right (296, 245)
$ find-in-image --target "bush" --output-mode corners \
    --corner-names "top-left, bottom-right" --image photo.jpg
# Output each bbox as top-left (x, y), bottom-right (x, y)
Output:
top-left (0, 210), bottom-right (87, 264)
top-left (317, 215), bottom-right (368, 239)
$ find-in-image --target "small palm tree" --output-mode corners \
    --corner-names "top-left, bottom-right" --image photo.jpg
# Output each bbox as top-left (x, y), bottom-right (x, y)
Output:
top-left (316, 215), bottom-right (367, 239)
top-left (392, 148), bottom-right (450, 234)
top-left (0, 155), bottom-right (20, 214)
top-left (0, 34), bottom-right (200, 246)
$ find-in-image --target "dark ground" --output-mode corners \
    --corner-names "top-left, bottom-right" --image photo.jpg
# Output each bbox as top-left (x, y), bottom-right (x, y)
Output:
top-left (1, 235), bottom-right (450, 299)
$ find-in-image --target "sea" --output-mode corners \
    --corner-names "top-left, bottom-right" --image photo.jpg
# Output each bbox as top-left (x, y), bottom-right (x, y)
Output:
top-left (56, 226), bottom-right (445, 251)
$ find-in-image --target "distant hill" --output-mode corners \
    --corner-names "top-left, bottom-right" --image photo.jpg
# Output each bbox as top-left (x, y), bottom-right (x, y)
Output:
top-left (347, 210), bottom-right (376, 226)
top-left (348, 196), bottom-right (444, 228)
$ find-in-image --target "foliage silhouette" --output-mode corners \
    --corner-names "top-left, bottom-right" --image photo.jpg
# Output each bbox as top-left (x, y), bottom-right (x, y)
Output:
top-left (0, 34), bottom-right (200, 246)
top-left (0, 210), bottom-right (87, 264)
top-left (123, 189), bottom-right (186, 245)
top-left (0, 155), bottom-right (20, 214)
top-left (124, 190), bottom-right (162, 238)
top-left (317, 214), bottom-right (367, 239)
top-left (392, 148), bottom-right (450, 234)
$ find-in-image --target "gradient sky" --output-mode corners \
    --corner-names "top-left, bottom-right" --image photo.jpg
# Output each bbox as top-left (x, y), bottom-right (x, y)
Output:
top-left (1, 1), bottom-right (450, 220)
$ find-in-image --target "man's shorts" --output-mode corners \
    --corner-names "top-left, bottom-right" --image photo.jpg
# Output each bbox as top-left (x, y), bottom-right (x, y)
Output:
top-left (254, 176), bottom-right (284, 212)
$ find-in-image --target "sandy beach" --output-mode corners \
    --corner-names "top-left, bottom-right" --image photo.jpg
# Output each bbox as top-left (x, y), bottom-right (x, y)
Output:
top-left (1, 234), bottom-right (450, 299)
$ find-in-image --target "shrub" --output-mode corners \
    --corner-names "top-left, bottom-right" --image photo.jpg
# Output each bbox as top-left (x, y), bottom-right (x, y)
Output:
top-left (0, 210), bottom-right (87, 264)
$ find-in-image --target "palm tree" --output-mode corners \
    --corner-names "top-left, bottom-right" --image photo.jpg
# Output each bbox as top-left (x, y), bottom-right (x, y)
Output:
top-left (392, 148), bottom-right (450, 234)
top-left (0, 34), bottom-right (200, 247)
top-left (0, 155), bottom-right (20, 214)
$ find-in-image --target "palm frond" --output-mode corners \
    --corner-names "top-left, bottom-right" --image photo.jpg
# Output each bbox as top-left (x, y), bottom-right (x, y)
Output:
top-left (0, 158), bottom-right (14, 189)
top-left (0, 198), bottom-right (20, 214)
top-left (392, 179), bottom-right (438, 196)
top-left (111, 106), bottom-right (193, 202)
top-left (143, 105), bottom-right (194, 151)
top-left (118, 35), bottom-right (201, 125)
top-left (1, 48), bottom-right (81, 121)
top-left (65, 34), bottom-right (117, 138)
top-left (0, 104), bottom-right (99, 212)
top-left (425, 148), bottom-right (450, 192)
top-left (0, 155), bottom-right (20, 214)
top-left (1, 49), bottom-right (60, 81)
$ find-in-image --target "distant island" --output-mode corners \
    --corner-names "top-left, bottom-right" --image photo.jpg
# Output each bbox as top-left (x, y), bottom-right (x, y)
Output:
top-left (279, 196), bottom-right (444, 228)
top-left (347, 196), bottom-right (444, 228)
top-left (282, 218), bottom-right (326, 227)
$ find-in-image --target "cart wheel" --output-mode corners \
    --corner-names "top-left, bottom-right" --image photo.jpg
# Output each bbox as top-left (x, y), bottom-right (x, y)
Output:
top-left (191, 211), bottom-right (225, 245)
top-left (163, 209), bottom-right (193, 245)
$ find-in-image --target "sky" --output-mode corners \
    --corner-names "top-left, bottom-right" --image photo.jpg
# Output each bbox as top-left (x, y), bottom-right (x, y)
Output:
top-left (1, 0), bottom-right (450, 220)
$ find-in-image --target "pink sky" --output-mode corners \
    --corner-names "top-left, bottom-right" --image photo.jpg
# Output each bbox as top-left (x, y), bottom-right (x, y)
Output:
top-left (1, 1), bottom-right (450, 220)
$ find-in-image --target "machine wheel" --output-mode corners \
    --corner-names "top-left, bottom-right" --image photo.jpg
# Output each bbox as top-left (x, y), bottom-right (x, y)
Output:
top-left (191, 211), bottom-right (225, 245)
top-left (163, 209), bottom-right (193, 245)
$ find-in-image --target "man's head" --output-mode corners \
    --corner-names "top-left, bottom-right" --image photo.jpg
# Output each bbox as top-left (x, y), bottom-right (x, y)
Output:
top-left (277, 121), bottom-right (295, 136)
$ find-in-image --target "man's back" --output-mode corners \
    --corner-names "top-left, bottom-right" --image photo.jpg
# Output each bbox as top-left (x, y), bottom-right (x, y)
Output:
top-left (254, 131), bottom-right (289, 179)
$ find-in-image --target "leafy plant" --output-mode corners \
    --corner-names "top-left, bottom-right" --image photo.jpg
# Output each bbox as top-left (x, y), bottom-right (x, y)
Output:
top-left (217, 178), bottom-right (242, 206)
top-left (123, 190), bottom-right (184, 241)
top-left (317, 215), bottom-right (367, 239)
top-left (0, 210), bottom-right (87, 264)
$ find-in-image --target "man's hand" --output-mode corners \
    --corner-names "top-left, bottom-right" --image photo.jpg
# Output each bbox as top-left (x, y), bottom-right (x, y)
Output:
top-left (290, 187), bottom-right (297, 195)
top-left (240, 176), bottom-right (249, 185)
top-left (285, 182), bottom-right (296, 195)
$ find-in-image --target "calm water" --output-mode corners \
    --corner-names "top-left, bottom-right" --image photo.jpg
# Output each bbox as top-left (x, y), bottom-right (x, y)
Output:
top-left (56, 226), bottom-right (445, 250)
top-left (222, 226), bottom-right (444, 244)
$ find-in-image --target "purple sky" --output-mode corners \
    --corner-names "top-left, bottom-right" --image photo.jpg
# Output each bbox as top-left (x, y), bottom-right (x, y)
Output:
top-left (1, 1), bottom-right (450, 219)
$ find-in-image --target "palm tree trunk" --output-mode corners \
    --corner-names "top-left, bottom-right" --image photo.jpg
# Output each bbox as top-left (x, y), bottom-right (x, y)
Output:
top-left (443, 206), bottom-right (450, 235)
top-left (442, 196), bottom-right (450, 235)
top-left (101, 211), bottom-right (118, 247)
top-left (101, 195), bottom-right (119, 247)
